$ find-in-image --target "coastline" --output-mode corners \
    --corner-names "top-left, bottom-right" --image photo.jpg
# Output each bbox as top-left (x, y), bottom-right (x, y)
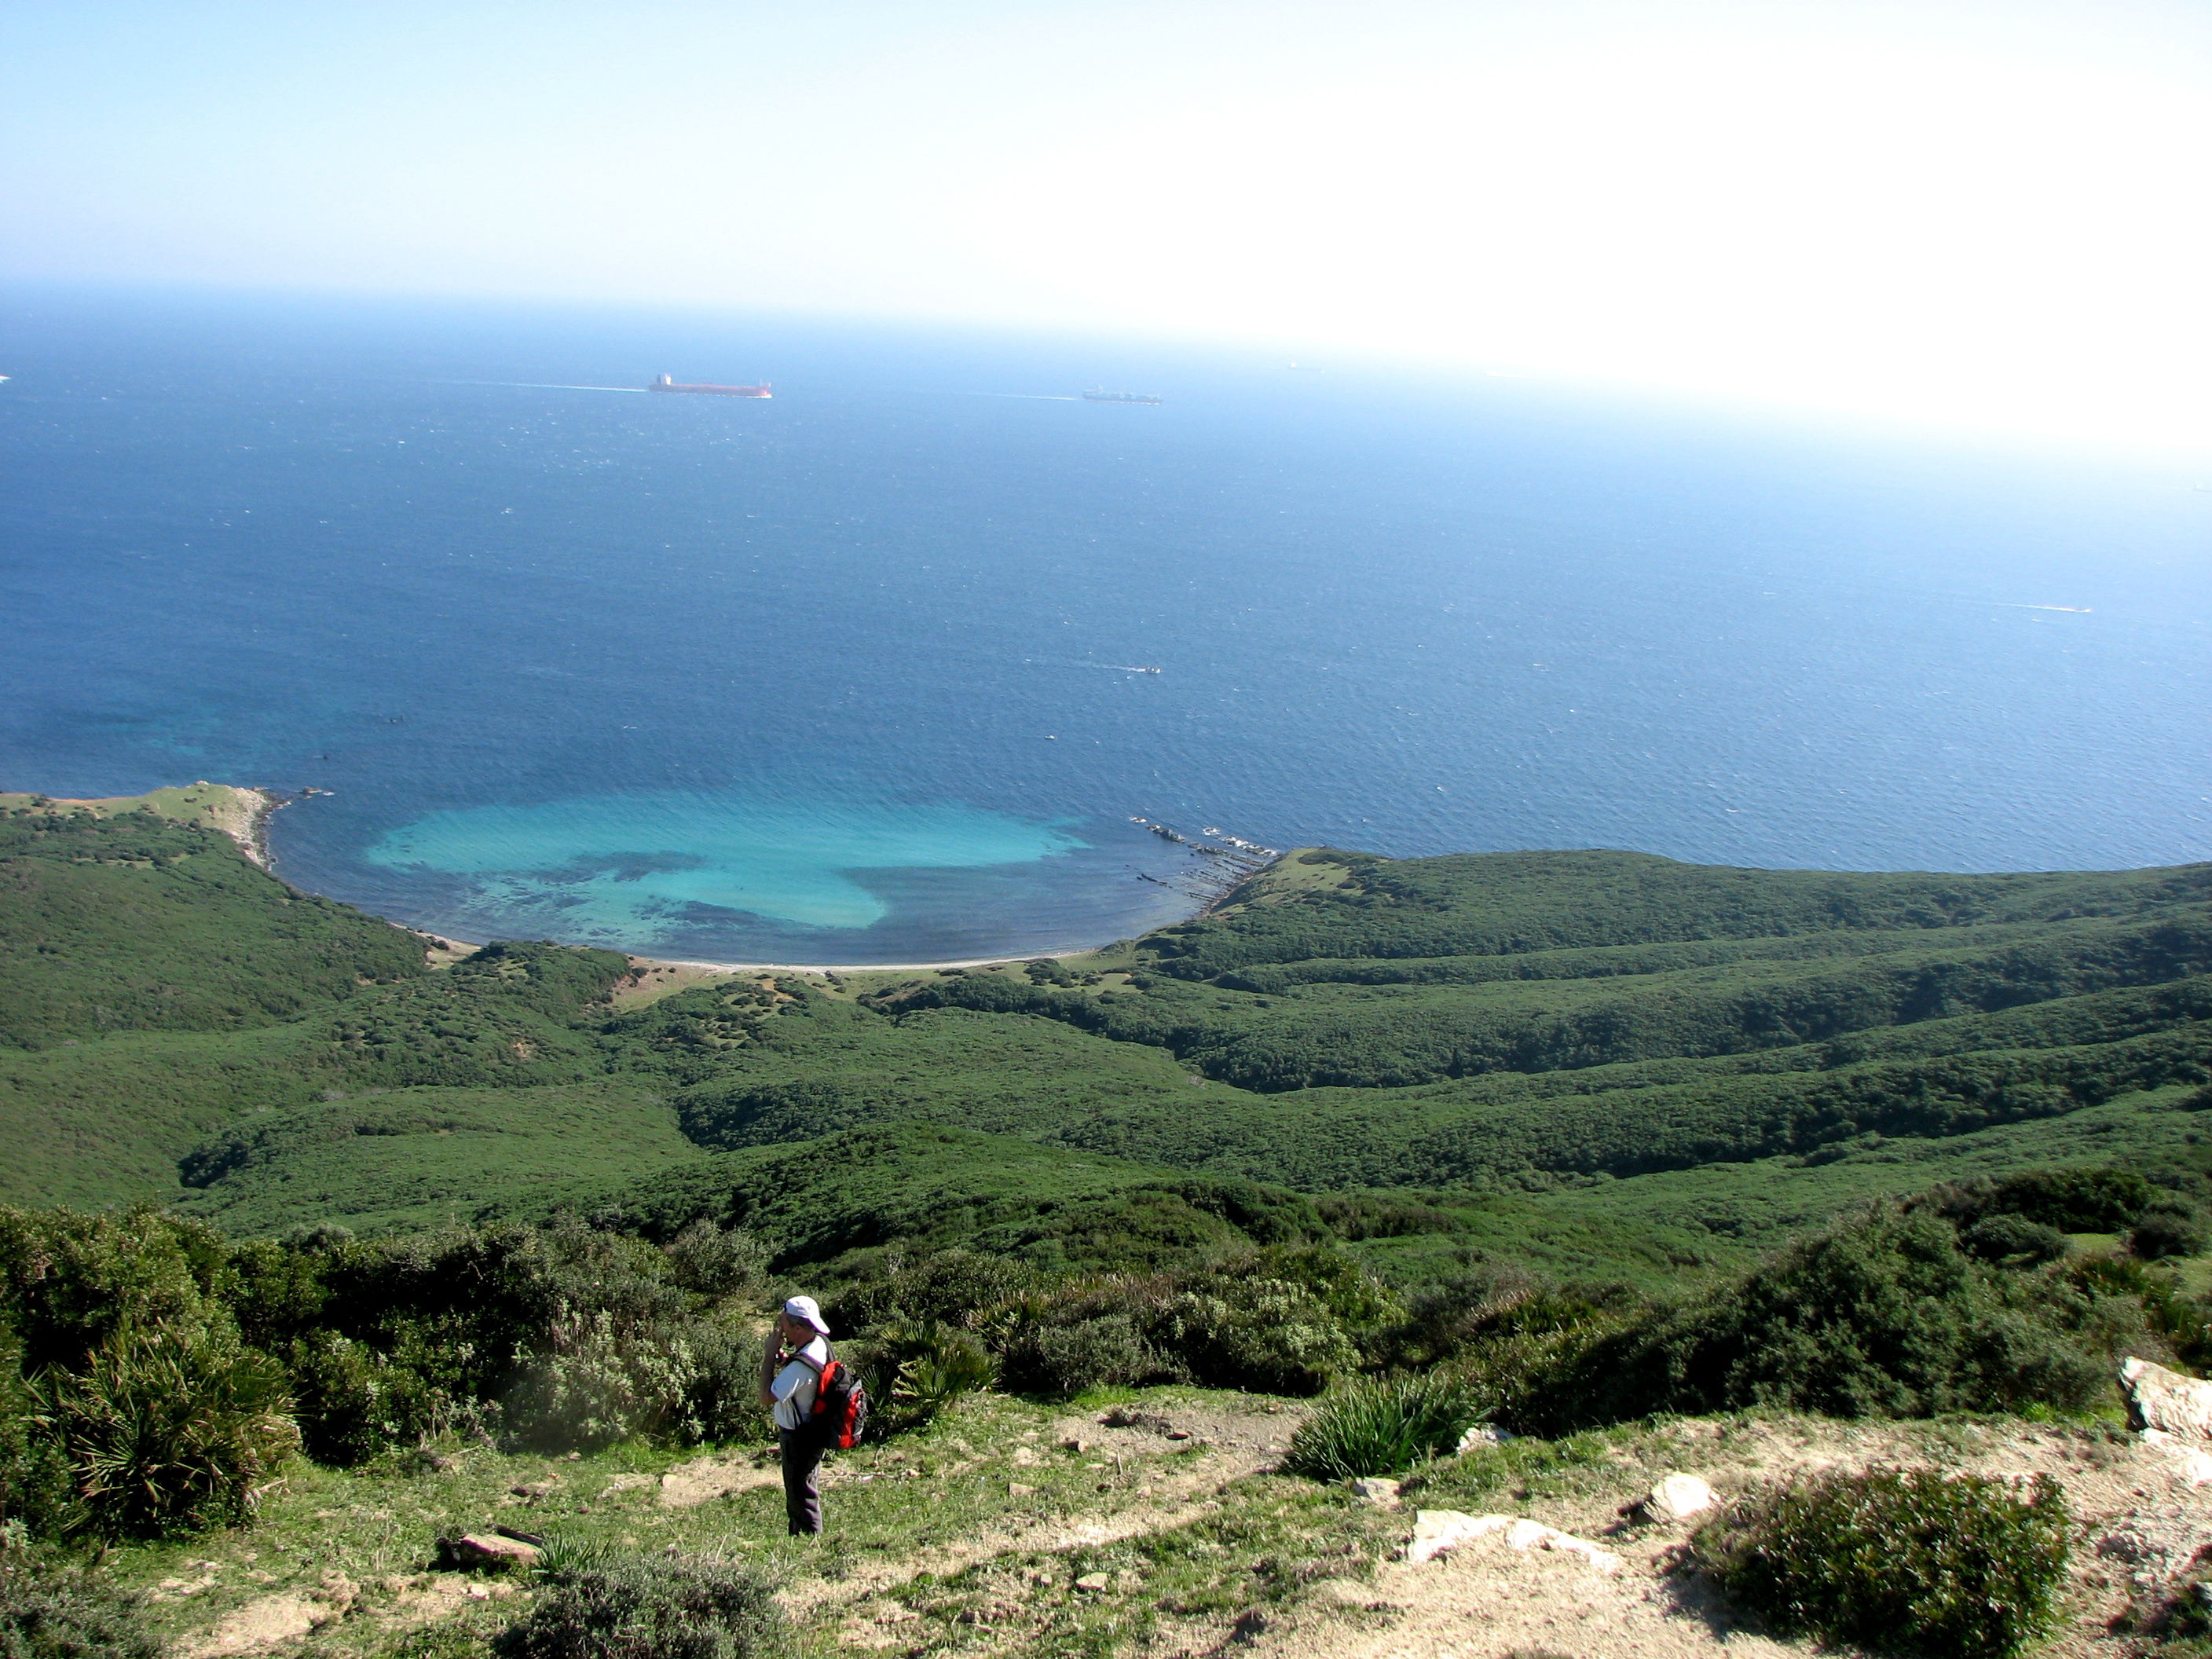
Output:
top-left (0, 781), bottom-right (286, 869)
top-left (5, 777), bottom-right (1285, 975)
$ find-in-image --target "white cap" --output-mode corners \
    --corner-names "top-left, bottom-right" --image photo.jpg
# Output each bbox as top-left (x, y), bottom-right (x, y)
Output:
top-left (782, 1295), bottom-right (830, 1335)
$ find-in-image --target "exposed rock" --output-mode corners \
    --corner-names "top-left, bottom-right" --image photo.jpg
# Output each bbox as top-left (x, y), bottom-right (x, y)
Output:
top-left (2121, 1357), bottom-right (2212, 1440)
top-left (1639, 1473), bottom-right (1717, 1522)
top-left (1406, 1510), bottom-right (1619, 1573)
top-left (2144, 1426), bottom-right (2212, 1486)
top-left (1455, 1424), bottom-right (1511, 1455)
top-left (1347, 1478), bottom-right (1403, 1505)
top-left (1073, 1573), bottom-right (1111, 1592)
top-left (449, 1533), bottom-right (542, 1569)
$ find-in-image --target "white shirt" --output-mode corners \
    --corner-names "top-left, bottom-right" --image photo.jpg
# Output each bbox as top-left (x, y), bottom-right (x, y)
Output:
top-left (770, 1336), bottom-right (830, 1432)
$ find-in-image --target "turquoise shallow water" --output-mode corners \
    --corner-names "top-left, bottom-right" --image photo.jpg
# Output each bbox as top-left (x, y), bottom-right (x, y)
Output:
top-left (2, 287), bottom-right (2207, 962)
top-left (366, 792), bottom-right (1085, 949)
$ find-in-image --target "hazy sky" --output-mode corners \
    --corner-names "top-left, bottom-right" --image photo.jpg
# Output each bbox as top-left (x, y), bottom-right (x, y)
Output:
top-left (5, 0), bottom-right (2209, 446)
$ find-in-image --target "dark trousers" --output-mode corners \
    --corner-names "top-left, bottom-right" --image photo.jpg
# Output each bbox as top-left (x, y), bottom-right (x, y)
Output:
top-left (778, 1429), bottom-right (822, 1536)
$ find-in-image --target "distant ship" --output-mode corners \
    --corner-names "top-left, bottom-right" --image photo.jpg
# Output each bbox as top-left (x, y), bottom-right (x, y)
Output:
top-left (650, 375), bottom-right (771, 398)
top-left (1082, 388), bottom-right (1162, 405)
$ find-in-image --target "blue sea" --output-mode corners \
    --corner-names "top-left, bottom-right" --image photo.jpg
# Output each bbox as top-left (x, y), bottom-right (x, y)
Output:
top-left (4, 287), bottom-right (2208, 963)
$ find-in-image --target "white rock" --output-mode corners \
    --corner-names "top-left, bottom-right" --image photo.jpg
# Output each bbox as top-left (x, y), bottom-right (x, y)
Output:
top-left (1347, 1478), bottom-right (1403, 1505)
top-left (1404, 1510), bottom-right (1617, 1573)
top-left (1455, 1424), bottom-right (1511, 1455)
top-left (2121, 1357), bottom-right (2212, 1441)
top-left (1643, 1473), bottom-right (1717, 1521)
top-left (1544, 1533), bottom-right (1623, 1574)
top-left (2143, 1426), bottom-right (2212, 1486)
top-left (1407, 1510), bottom-right (1511, 1563)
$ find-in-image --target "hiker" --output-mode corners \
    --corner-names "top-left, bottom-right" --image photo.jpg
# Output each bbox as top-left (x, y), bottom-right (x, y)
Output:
top-left (760, 1295), bottom-right (833, 1536)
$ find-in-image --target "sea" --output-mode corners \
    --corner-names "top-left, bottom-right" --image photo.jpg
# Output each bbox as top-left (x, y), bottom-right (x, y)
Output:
top-left (3, 286), bottom-right (2208, 965)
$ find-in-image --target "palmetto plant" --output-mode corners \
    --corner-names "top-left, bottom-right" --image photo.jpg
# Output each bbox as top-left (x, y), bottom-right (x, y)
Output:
top-left (30, 1328), bottom-right (299, 1538)
top-left (1283, 1373), bottom-right (1487, 1481)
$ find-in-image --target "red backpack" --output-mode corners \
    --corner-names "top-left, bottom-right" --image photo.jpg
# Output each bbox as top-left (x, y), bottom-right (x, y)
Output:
top-left (797, 1348), bottom-right (868, 1449)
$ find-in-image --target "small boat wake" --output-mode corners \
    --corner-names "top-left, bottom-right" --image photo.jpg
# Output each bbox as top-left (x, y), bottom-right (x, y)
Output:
top-left (435, 380), bottom-right (648, 394)
top-left (1022, 658), bottom-right (1164, 674)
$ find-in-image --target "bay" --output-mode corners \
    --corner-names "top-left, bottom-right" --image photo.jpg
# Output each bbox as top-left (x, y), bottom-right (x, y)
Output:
top-left (2, 285), bottom-right (2206, 963)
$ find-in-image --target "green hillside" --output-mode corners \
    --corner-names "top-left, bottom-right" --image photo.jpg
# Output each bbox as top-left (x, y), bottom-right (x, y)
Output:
top-left (0, 804), bottom-right (429, 1048)
top-left (4, 806), bottom-right (2209, 1292)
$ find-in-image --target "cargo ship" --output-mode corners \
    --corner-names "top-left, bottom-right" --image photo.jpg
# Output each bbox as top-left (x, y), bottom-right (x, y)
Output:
top-left (1082, 388), bottom-right (1162, 405)
top-left (650, 375), bottom-right (772, 398)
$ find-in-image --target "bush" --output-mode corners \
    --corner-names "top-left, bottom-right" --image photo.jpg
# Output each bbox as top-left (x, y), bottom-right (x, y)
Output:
top-left (1936, 1167), bottom-right (2158, 1234)
top-left (275, 1331), bottom-right (450, 1467)
top-left (0, 1208), bottom-right (230, 1375)
top-left (851, 1323), bottom-right (997, 1436)
top-left (1283, 1374), bottom-right (1487, 1481)
top-left (1960, 1214), bottom-right (2068, 1267)
top-left (0, 1555), bottom-right (160, 1659)
top-left (1020, 1316), bottom-right (1167, 1397)
top-left (502, 1309), bottom-right (705, 1454)
top-left (1696, 1467), bottom-right (2069, 1659)
top-left (1542, 1207), bottom-right (2111, 1430)
top-left (1234, 1247), bottom-right (1404, 1329)
top-left (28, 1329), bottom-right (298, 1540)
top-left (1156, 1278), bottom-right (1354, 1396)
top-left (2130, 1205), bottom-right (2210, 1262)
top-left (493, 1555), bottom-right (784, 1659)
top-left (819, 1251), bottom-right (1040, 1337)
top-left (662, 1225), bottom-right (769, 1304)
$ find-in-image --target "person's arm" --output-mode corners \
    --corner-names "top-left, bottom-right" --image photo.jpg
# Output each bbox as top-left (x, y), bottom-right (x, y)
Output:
top-left (759, 1326), bottom-right (785, 1411)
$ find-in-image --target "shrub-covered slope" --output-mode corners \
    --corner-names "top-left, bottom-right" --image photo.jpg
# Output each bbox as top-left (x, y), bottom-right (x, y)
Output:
top-left (0, 807), bottom-right (429, 1048)
top-left (6, 819), bottom-right (2212, 1271)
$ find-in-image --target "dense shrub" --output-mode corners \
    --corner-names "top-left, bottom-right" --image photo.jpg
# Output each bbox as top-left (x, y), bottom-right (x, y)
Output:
top-left (2130, 1205), bottom-right (2210, 1262)
top-left (233, 1215), bottom-right (759, 1460)
top-left (27, 1329), bottom-right (298, 1539)
top-left (1537, 1207), bottom-right (2115, 1430)
top-left (0, 1555), bottom-right (161, 1659)
top-left (1369, 1265), bottom-right (1645, 1375)
top-left (849, 1323), bottom-right (997, 1436)
top-left (1156, 1277), bottom-right (1355, 1395)
top-left (503, 1309), bottom-right (706, 1454)
top-left (493, 1555), bottom-right (785, 1659)
top-left (819, 1251), bottom-right (1039, 1338)
top-left (662, 1224), bottom-right (769, 1303)
top-left (1283, 1374), bottom-right (1487, 1480)
top-left (1236, 1247), bottom-right (1404, 1329)
top-left (1932, 1166), bottom-right (2162, 1234)
top-left (0, 1209), bottom-right (230, 1376)
top-left (1015, 1316), bottom-right (1167, 1397)
top-left (2072, 1252), bottom-right (2212, 1372)
top-left (1959, 1214), bottom-right (2069, 1267)
top-left (1696, 1467), bottom-right (2069, 1659)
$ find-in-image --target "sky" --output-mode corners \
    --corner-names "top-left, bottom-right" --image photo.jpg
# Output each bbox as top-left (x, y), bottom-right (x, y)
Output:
top-left (4, 0), bottom-right (2210, 448)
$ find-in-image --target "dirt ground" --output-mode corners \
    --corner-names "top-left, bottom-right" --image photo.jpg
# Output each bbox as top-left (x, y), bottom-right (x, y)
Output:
top-left (1244, 1417), bottom-right (2212, 1659)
